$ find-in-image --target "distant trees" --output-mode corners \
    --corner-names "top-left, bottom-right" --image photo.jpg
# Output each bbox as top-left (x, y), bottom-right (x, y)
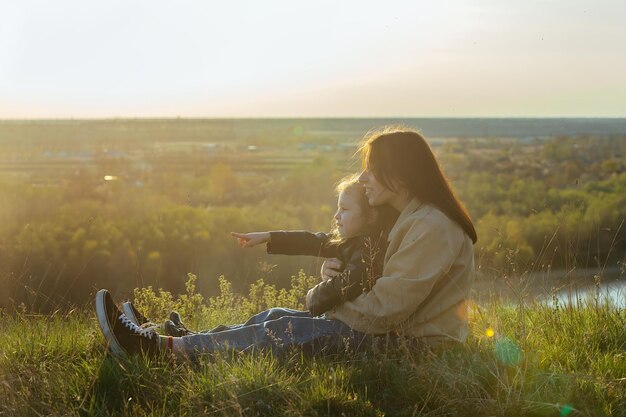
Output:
top-left (1, 134), bottom-right (626, 311)
top-left (449, 137), bottom-right (626, 274)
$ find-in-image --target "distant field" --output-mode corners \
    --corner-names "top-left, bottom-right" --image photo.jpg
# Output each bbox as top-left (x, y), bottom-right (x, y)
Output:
top-left (1, 118), bottom-right (626, 146)
top-left (2, 117), bottom-right (623, 179)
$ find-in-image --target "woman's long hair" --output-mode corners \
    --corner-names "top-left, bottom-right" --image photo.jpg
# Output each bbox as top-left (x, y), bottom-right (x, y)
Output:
top-left (359, 127), bottom-right (477, 244)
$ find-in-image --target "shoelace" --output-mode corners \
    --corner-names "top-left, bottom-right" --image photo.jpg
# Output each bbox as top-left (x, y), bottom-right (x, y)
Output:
top-left (140, 322), bottom-right (162, 332)
top-left (119, 314), bottom-right (156, 339)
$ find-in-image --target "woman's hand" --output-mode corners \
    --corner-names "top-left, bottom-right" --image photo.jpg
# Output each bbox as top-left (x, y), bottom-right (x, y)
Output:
top-left (320, 258), bottom-right (343, 281)
top-left (230, 232), bottom-right (271, 248)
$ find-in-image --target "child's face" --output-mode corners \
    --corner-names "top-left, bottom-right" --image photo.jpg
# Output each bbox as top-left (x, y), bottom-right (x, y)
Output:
top-left (334, 191), bottom-right (370, 239)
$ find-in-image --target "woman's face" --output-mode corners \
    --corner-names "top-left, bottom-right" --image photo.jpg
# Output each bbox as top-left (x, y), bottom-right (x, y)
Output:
top-left (358, 169), bottom-right (405, 209)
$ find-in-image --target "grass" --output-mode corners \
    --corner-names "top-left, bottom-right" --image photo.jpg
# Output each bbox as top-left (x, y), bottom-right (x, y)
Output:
top-left (1, 273), bottom-right (625, 416)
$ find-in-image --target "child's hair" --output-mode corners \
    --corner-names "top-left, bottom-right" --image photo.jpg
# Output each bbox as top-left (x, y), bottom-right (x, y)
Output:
top-left (330, 174), bottom-right (398, 242)
top-left (336, 173), bottom-right (370, 212)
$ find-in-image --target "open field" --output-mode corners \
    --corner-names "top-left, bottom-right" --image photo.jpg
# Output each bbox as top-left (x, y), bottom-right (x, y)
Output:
top-left (1, 273), bottom-right (625, 417)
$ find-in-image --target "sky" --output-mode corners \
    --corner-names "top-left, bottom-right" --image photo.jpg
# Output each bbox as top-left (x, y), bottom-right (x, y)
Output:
top-left (1, 0), bottom-right (625, 118)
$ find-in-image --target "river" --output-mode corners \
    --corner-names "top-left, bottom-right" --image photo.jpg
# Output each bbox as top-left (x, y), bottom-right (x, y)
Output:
top-left (474, 268), bottom-right (626, 308)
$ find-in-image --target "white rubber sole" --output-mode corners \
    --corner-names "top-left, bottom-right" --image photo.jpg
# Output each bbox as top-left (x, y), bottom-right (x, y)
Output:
top-left (95, 289), bottom-right (125, 357)
top-left (121, 302), bottom-right (139, 326)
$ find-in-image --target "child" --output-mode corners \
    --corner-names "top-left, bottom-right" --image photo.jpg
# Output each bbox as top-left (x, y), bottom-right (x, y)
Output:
top-left (231, 174), bottom-right (398, 316)
top-left (118, 174), bottom-right (396, 335)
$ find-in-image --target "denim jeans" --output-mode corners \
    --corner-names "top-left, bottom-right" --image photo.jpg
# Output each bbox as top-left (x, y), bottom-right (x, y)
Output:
top-left (181, 308), bottom-right (371, 356)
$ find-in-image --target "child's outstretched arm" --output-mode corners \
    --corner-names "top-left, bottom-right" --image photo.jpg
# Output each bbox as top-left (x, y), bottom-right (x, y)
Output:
top-left (230, 232), bottom-right (271, 248)
top-left (232, 230), bottom-right (339, 257)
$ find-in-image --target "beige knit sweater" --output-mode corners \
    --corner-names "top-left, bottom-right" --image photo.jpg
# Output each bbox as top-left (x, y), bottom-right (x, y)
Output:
top-left (326, 198), bottom-right (475, 343)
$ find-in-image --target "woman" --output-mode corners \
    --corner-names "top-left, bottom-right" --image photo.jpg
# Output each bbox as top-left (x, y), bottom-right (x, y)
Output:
top-left (322, 127), bottom-right (477, 344)
top-left (95, 127), bottom-right (476, 358)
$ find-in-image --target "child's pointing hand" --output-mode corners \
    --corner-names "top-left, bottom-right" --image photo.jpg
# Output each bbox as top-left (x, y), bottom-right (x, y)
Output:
top-left (230, 232), bottom-right (271, 248)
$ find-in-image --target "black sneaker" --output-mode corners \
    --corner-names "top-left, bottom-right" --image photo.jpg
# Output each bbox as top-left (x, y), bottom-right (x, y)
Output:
top-left (122, 301), bottom-right (154, 327)
top-left (122, 302), bottom-right (193, 337)
top-left (168, 311), bottom-right (195, 336)
top-left (162, 319), bottom-right (194, 337)
top-left (95, 289), bottom-right (159, 357)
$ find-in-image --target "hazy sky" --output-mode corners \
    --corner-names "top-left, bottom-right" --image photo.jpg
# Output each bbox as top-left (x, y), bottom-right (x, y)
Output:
top-left (1, 0), bottom-right (625, 118)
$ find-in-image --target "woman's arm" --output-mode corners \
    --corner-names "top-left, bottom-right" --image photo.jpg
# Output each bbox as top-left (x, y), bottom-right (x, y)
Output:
top-left (330, 210), bottom-right (467, 330)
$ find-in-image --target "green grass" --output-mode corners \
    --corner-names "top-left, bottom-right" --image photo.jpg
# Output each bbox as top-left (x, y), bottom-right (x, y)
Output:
top-left (1, 275), bottom-right (625, 416)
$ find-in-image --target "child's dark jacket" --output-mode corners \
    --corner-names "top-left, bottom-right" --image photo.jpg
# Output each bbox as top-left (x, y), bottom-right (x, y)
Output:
top-left (267, 231), bottom-right (386, 316)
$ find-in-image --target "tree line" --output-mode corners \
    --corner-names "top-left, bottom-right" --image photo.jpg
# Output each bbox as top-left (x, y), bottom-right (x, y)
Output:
top-left (1, 135), bottom-right (625, 311)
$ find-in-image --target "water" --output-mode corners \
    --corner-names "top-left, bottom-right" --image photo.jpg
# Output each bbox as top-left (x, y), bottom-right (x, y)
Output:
top-left (549, 280), bottom-right (626, 309)
top-left (475, 268), bottom-right (626, 309)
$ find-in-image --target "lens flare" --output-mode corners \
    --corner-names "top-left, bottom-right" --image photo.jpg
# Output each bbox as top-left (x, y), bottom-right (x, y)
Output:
top-left (560, 404), bottom-right (574, 416)
top-left (494, 336), bottom-right (522, 366)
top-left (456, 300), bottom-right (469, 320)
